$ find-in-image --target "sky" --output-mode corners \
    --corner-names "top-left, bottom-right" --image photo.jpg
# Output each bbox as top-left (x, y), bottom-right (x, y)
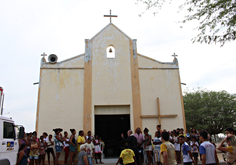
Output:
top-left (0, 0), bottom-right (235, 132)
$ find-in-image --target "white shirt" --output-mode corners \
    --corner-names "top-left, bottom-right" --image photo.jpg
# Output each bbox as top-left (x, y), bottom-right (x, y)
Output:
top-left (173, 136), bottom-right (180, 151)
top-left (64, 138), bottom-right (69, 147)
top-left (190, 141), bottom-right (199, 153)
top-left (153, 137), bottom-right (162, 150)
top-left (46, 139), bottom-right (54, 148)
top-left (44, 136), bottom-right (49, 142)
top-left (182, 142), bottom-right (193, 163)
top-left (199, 141), bottom-right (216, 164)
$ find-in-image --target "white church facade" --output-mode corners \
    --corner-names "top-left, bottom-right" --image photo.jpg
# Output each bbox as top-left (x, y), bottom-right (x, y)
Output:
top-left (36, 22), bottom-right (186, 156)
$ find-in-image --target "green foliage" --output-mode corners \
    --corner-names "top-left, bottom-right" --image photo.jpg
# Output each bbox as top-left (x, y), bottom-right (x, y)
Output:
top-left (137, 0), bottom-right (236, 46)
top-left (183, 89), bottom-right (236, 134)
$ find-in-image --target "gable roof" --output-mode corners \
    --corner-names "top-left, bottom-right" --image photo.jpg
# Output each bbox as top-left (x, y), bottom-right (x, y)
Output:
top-left (90, 23), bottom-right (132, 41)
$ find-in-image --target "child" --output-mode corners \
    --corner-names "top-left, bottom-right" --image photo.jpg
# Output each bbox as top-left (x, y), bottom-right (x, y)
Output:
top-left (153, 131), bottom-right (162, 165)
top-left (93, 135), bottom-right (104, 164)
top-left (173, 131), bottom-right (181, 164)
top-left (190, 136), bottom-right (199, 165)
top-left (99, 138), bottom-right (105, 159)
top-left (85, 137), bottom-right (95, 165)
top-left (39, 136), bottom-right (46, 165)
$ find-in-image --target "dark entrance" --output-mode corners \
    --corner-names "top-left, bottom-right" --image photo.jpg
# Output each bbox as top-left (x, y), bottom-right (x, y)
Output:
top-left (95, 115), bottom-right (130, 158)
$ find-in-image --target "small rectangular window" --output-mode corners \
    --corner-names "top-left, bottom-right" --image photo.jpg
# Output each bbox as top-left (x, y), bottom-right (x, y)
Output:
top-left (3, 122), bottom-right (15, 139)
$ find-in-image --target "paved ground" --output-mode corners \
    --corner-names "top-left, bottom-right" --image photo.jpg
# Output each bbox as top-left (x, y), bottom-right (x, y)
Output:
top-left (52, 152), bottom-right (227, 165)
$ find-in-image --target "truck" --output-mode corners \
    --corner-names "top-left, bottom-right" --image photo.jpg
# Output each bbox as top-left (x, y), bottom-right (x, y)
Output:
top-left (0, 115), bottom-right (24, 165)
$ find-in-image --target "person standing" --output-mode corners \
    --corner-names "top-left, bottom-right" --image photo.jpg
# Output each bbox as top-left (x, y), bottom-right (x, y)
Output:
top-left (85, 137), bottom-right (95, 165)
top-left (116, 144), bottom-right (137, 165)
top-left (69, 129), bottom-right (77, 165)
top-left (180, 128), bottom-right (186, 137)
top-left (77, 130), bottom-right (85, 155)
top-left (18, 133), bottom-right (29, 155)
top-left (217, 135), bottom-right (236, 165)
top-left (153, 131), bottom-right (162, 165)
top-left (143, 128), bottom-right (153, 165)
top-left (179, 135), bottom-right (195, 165)
top-left (33, 131), bottom-right (40, 142)
top-left (27, 133), bottom-right (32, 158)
top-left (86, 131), bottom-right (94, 142)
top-left (39, 136), bottom-right (46, 165)
top-left (186, 130), bottom-right (190, 138)
top-left (121, 130), bottom-right (141, 165)
top-left (199, 131), bottom-right (219, 165)
top-left (191, 128), bottom-right (199, 142)
top-left (63, 131), bottom-right (70, 165)
top-left (156, 125), bottom-right (162, 135)
top-left (93, 135), bottom-right (104, 164)
top-left (42, 132), bottom-right (48, 160)
top-left (190, 136), bottom-right (199, 165)
top-left (160, 132), bottom-right (176, 165)
top-left (53, 128), bottom-right (64, 165)
top-left (46, 134), bottom-right (55, 165)
top-left (99, 138), bottom-right (105, 157)
top-left (17, 143), bottom-right (28, 165)
top-left (134, 127), bottom-right (145, 164)
top-left (29, 135), bottom-right (40, 165)
top-left (173, 131), bottom-right (181, 164)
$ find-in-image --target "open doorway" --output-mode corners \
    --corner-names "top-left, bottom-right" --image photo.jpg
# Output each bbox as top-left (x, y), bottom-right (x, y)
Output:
top-left (95, 115), bottom-right (130, 158)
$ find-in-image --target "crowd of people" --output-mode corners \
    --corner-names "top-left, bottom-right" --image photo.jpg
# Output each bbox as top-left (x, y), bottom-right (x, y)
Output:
top-left (16, 126), bottom-right (236, 165)
top-left (16, 129), bottom-right (104, 165)
top-left (116, 126), bottom-right (236, 165)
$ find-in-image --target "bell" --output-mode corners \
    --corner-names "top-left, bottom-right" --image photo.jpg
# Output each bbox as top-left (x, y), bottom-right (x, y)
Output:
top-left (109, 48), bottom-right (113, 53)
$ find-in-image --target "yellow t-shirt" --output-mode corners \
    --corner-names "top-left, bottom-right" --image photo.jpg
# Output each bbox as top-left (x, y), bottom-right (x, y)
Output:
top-left (160, 141), bottom-right (176, 165)
top-left (226, 146), bottom-right (236, 163)
top-left (77, 136), bottom-right (85, 151)
top-left (119, 149), bottom-right (135, 165)
top-left (179, 134), bottom-right (186, 137)
top-left (227, 146), bottom-right (233, 153)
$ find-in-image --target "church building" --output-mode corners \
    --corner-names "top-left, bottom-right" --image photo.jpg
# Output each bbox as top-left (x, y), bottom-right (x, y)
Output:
top-left (36, 20), bottom-right (186, 157)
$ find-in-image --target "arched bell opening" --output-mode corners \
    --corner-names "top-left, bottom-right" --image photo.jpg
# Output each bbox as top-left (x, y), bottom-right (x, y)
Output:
top-left (106, 45), bottom-right (115, 58)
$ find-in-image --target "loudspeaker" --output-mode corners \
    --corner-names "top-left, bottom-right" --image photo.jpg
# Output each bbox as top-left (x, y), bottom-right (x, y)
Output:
top-left (48, 54), bottom-right (58, 64)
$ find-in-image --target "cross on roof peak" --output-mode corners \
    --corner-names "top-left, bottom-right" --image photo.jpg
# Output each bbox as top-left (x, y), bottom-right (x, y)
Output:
top-left (104, 10), bottom-right (117, 23)
top-left (41, 52), bottom-right (47, 58)
top-left (172, 53), bottom-right (178, 58)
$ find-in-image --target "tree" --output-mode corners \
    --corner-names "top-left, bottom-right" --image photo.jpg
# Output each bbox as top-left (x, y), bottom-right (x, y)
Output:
top-left (183, 89), bottom-right (236, 136)
top-left (137, 0), bottom-right (236, 46)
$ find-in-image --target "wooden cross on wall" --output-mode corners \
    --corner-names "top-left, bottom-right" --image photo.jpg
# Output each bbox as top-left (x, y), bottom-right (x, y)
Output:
top-left (140, 97), bottom-right (177, 125)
